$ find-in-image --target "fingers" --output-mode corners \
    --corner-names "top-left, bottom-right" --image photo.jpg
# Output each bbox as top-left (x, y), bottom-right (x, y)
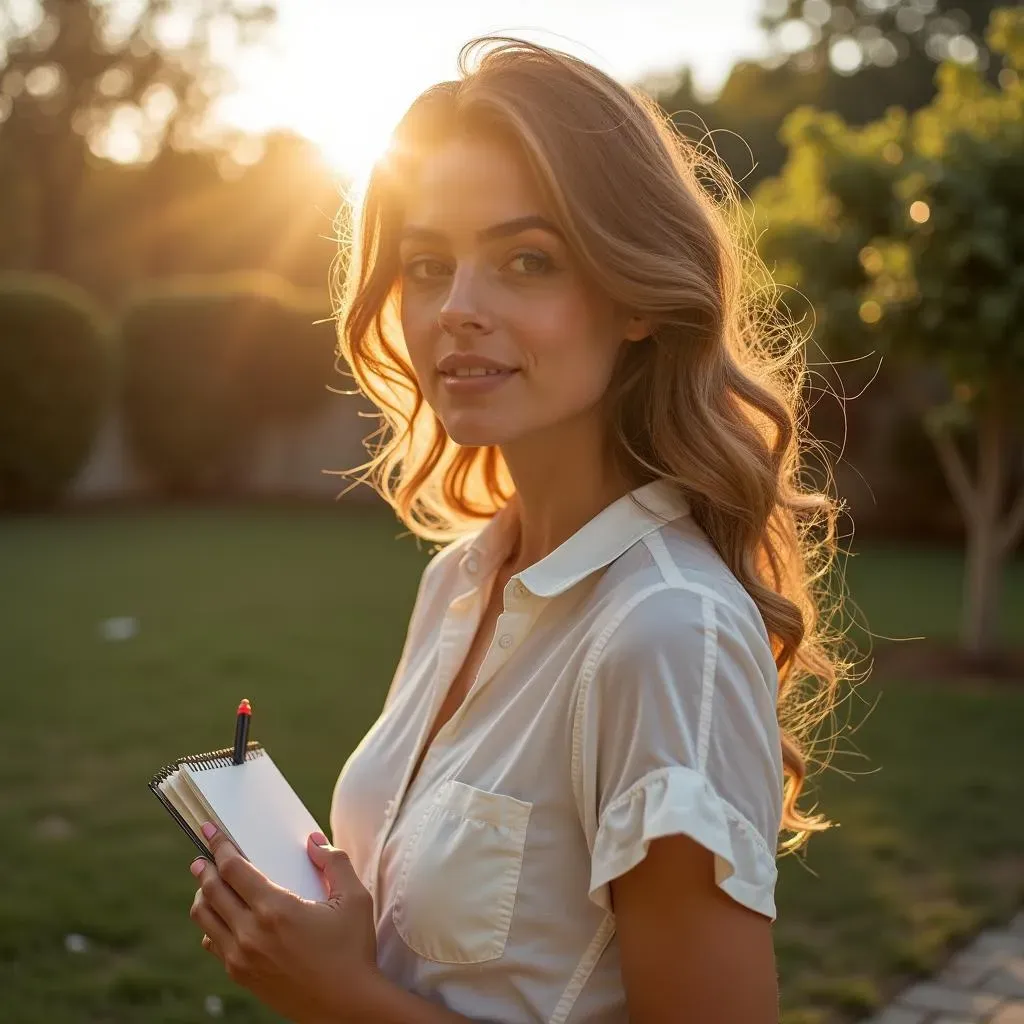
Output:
top-left (190, 886), bottom-right (234, 953)
top-left (203, 824), bottom-right (284, 909)
top-left (187, 840), bottom-right (296, 980)
top-left (191, 857), bottom-right (249, 932)
top-left (307, 835), bottom-right (366, 904)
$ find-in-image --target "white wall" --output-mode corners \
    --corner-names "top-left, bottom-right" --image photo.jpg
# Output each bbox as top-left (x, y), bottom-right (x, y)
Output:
top-left (70, 394), bottom-right (384, 504)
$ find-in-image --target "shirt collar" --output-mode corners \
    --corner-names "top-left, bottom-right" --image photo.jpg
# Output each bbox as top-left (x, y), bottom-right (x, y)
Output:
top-left (458, 479), bottom-right (690, 599)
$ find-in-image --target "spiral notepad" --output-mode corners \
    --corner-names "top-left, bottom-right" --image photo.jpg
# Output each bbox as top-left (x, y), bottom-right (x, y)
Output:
top-left (148, 741), bottom-right (328, 902)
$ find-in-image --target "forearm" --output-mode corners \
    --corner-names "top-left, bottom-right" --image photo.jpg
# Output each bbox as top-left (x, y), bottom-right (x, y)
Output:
top-left (351, 969), bottom-right (497, 1024)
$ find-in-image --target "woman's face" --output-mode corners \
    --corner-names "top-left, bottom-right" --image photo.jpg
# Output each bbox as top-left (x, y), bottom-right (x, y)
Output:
top-left (397, 135), bottom-right (649, 448)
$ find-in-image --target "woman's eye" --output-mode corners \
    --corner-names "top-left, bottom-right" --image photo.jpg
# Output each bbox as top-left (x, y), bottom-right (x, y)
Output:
top-left (404, 258), bottom-right (449, 280)
top-left (507, 252), bottom-right (551, 274)
top-left (402, 251), bottom-right (552, 281)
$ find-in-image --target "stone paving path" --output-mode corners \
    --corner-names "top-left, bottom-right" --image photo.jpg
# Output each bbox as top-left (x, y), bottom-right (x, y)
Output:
top-left (860, 909), bottom-right (1024, 1024)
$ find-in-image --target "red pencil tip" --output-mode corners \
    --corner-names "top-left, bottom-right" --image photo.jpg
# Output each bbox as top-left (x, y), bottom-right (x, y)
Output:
top-left (237, 699), bottom-right (251, 715)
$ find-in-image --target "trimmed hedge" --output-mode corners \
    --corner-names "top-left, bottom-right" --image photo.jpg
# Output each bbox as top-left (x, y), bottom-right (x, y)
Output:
top-left (118, 273), bottom-right (336, 496)
top-left (0, 273), bottom-right (113, 511)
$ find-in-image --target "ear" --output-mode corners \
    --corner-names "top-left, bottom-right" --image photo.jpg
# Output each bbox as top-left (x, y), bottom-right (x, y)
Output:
top-left (623, 313), bottom-right (654, 343)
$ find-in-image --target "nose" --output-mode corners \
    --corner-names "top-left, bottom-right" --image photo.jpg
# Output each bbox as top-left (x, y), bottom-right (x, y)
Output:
top-left (436, 266), bottom-right (489, 336)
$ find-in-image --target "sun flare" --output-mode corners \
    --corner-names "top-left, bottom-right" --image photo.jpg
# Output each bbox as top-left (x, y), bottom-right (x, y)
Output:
top-left (216, 3), bottom-right (755, 184)
top-left (221, 22), bottom-right (452, 185)
top-left (299, 89), bottom-right (414, 185)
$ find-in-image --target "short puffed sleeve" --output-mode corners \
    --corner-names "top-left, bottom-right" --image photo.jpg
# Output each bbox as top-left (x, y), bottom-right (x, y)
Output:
top-left (571, 584), bottom-right (785, 920)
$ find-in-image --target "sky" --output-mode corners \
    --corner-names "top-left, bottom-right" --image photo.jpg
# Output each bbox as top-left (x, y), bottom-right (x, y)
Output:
top-left (216, 0), bottom-right (772, 178)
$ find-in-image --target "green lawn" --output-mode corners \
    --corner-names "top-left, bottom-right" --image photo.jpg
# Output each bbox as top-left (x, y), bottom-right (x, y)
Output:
top-left (1, 506), bottom-right (1022, 1024)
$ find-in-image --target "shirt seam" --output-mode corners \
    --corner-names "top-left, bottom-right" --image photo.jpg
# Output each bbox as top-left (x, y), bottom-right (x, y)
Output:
top-left (696, 595), bottom-right (718, 773)
top-left (547, 915), bottom-right (616, 1024)
top-left (641, 529), bottom-right (747, 620)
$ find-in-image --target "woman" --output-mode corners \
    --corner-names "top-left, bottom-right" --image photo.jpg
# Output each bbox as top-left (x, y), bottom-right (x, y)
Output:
top-left (188, 35), bottom-right (853, 1023)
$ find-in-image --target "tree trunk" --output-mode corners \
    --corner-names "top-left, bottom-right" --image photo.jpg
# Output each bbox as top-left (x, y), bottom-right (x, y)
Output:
top-left (921, 388), bottom-right (1018, 660)
top-left (955, 397), bottom-right (1008, 659)
top-left (962, 522), bottom-right (1003, 656)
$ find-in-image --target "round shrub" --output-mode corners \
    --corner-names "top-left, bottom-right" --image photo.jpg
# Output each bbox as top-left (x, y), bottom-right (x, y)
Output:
top-left (0, 273), bottom-right (113, 511)
top-left (237, 297), bottom-right (338, 427)
top-left (118, 273), bottom-right (336, 496)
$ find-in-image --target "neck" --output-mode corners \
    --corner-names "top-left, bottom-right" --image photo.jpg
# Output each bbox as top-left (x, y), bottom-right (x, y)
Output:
top-left (498, 410), bottom-right (639, 575)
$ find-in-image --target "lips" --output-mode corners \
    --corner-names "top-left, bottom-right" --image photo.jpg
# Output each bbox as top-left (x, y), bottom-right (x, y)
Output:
top-left (436, 353), bottom-right (519, 375)
top-left (437, 366), bottom-right (520, 396)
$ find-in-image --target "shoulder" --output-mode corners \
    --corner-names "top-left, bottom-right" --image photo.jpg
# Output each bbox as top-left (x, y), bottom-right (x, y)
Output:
top-left (585, 521), bottom-right (776, 692)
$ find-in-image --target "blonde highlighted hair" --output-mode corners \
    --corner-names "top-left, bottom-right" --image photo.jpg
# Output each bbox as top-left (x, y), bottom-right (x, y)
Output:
top-left (330, 36), bottom-right (859, 855)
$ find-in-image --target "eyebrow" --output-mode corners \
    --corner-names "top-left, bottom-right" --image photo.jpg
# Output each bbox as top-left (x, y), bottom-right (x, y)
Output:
top-left (398, 215), bottom-right (564, 245)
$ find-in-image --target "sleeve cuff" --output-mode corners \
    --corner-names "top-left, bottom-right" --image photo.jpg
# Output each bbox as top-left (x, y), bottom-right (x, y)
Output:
top-left (589, 765), bottom-right (778, 920)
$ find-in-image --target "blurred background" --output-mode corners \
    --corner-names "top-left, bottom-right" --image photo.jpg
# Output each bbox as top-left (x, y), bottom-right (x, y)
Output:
top-left (0, 2), bottom-right (1022, 1022)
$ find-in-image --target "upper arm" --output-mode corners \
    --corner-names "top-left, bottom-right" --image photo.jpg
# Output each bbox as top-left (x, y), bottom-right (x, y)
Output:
top-left (574, 585), bottom-right (784, 1022)
top-left (611, 833), bottom-right (779, 1023)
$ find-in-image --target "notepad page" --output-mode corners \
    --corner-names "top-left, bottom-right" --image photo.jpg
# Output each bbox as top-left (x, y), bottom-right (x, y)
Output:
top-left (161, 770), bottom-right (218, 838)
top-left (182, 755), bottom-right (327, 902)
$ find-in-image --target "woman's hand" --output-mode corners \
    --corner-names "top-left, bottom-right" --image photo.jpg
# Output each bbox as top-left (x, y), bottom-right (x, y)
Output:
top-left (188, 821), bottom-right (380, 1024)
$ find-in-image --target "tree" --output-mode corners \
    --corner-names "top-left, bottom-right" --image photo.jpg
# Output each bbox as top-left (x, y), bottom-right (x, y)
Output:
top-left (645, 0), bottom-right (1013, 195)
top-left (0, 0), bottom-right (275, 278)
top-left (760, 0), bottom-right (1005, 115)
top-left (752, 7), bottom-right (1024, 659)
top-left (646, 58), bottom-right (828, 190)
top-left (761, 0), bottom-right (1002, 59)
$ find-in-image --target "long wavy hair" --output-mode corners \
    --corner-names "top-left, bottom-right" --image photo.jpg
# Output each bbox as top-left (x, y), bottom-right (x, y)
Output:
top-left (330, 36), bottom-right (860, 855)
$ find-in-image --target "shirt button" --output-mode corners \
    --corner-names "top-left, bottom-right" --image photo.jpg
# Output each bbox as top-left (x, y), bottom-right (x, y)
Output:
top-left (465, 556), bottom-right (479, 575)
top-left (498, 633), bottom-right (514, 649)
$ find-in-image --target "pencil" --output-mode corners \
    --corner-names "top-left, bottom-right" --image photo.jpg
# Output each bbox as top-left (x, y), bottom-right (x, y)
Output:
top-left (232, 698), bottom-right (251, 765)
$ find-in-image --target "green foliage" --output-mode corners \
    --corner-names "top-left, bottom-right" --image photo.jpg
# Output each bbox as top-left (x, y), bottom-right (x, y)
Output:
top-left (651, 1), bottom-right (1009, 197)
top-left (988, 6), bottom-right (1024, 70)
top-left (753, 7), bottom-right (1024, 395)
top-left (754, 8), bottom-right (1024, 652)
top-left (0, 273), bottom-right (113, 511)
top-left (118, 272), bottom-right (336, 496)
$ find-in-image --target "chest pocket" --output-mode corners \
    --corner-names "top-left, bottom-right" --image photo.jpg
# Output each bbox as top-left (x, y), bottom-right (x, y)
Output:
top-left (392, 779), bottom-right (532, 964)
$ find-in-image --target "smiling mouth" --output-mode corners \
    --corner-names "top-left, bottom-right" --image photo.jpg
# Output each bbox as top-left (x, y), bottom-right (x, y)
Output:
top-left (441, 368), bottom-right (519, 378)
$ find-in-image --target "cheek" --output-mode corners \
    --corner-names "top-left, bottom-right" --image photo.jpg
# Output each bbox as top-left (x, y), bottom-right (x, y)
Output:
top-left (399, 303), bottom-right (438, 386)
top-left (524, 299), bottom-right (620, 398)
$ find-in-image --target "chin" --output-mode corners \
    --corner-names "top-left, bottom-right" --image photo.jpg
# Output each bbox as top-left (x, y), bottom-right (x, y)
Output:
top-left (442, 415), bottom-right (517, 448)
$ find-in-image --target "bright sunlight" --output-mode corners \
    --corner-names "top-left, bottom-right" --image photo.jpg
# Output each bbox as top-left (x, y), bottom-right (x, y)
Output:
top-left (214, 1), bottom-right (764, 182)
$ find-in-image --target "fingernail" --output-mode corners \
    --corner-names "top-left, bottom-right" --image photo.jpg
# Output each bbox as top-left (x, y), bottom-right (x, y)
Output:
top-left (201, 822), bottom-right (217, 840)
top-left (190, 857), bottom-right (206, 877)
top-left (310, 831), bottom-right (329, 847)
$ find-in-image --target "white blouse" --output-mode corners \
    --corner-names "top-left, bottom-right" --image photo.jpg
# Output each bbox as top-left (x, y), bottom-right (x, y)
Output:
top-left (329, 478), bottom-right (785, 1023)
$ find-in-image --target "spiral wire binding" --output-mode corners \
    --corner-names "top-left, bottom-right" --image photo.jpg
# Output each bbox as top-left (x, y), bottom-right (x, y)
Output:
top-left (148, 740), bottom-right (265, 786)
